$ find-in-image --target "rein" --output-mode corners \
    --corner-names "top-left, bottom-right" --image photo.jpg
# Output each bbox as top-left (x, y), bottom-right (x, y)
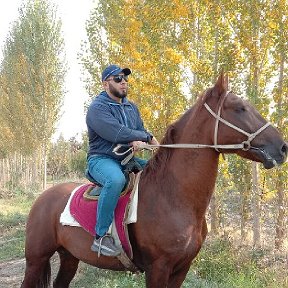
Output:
top-left (113, 92), bottom-right (271, 164)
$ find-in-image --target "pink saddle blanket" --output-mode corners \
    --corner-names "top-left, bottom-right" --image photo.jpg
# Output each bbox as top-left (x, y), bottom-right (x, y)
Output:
top-left (70, 184), bottom-right (132, 258)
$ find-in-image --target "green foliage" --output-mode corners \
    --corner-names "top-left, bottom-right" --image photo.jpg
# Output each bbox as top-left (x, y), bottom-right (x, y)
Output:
top-left (72, 267), bottom-right (145, 288)
top-left (48, 135), bottom-right (72, 179)
top-left (70, 133), bottom-right (88, 177)
top-left (68, 238), bottom-right (288, 287)
top-left (0, 212), bottom-right (27, 229)
top-left (0, 0), bottom-right (66, 155)
top-left (193, 238), bottom-right (285, 287)
top-left (0, 229), bottom-right (25, 261)
top-left (0, 196), bottom-right (32, 261)
top-left (1, 193), bottom-right (287, 287)
top-left (0, 0), bottom-right (67, 191)
top-left (47, 134), bottom-right (87, 180)
top-left (0, 0), bottom-right (287, 272)
top-left (70, 149), bottom-right (86, 177)
top-left (80, 0), bottom-right (287, 142)
top-left (79, 0), bottom-right (288, 251)
top-left (194, 239), bottom-right (238, 281)
top-left (0, 194), bottom-right (34, 213)
top-left (80, 0), bottom-right (190, 140)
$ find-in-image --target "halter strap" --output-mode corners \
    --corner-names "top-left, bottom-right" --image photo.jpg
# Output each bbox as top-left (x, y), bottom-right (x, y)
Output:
top-left (204, 95), bottom-right (271, 151)
top-left (212, 91), bottom-right (228, 152)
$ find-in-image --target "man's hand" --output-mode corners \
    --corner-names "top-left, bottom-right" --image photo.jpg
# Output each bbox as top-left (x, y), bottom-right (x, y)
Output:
top-left (148, 137), bottom-right (159, 152)
top-left (130, 141), bottom-right (147, 151)
top-left (130, 137), bottom-right (159, 152)
top-left (149, 137), bottom-right (159, 146)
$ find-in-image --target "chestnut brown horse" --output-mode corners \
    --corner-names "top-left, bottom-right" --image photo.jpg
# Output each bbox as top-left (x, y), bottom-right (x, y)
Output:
top-left (21, 74), bottom-right (287, 288)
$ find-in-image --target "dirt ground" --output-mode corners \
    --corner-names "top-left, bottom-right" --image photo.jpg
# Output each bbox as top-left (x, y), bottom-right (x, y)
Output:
top-left (0, 258), bottom-right (25, 288)
top-left (0, 255), bottom-right (59, 288)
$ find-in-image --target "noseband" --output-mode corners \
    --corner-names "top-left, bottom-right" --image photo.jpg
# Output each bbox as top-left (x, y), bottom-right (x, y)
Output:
top-left (204, 91), bottom-right (271, 152)
top-left (114, 91), bottom-right (271, 164)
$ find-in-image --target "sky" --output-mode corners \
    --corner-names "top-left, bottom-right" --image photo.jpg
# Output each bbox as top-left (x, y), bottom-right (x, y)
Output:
top-left (0, 0), bottom-right (95, 141)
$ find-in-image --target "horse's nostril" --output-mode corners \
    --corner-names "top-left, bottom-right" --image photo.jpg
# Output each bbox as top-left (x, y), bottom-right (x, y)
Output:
top-left (281, 142), bottom-right (288, 156)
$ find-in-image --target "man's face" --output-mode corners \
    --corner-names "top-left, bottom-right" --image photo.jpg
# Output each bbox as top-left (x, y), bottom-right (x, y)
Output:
top-left (105, 73), bottom-right (128, 99)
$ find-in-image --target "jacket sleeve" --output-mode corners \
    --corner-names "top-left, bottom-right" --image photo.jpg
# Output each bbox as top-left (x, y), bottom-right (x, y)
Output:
top-left (86, 103), bottom-right (151, 143)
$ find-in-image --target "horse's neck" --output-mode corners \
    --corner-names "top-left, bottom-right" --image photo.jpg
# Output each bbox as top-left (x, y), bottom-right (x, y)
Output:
top-left (164, 121), bottom-right (219, 216)
top-left (142, 113), bottom-right (219, 218)
top-left (170, 148), bottom-right (219, 205)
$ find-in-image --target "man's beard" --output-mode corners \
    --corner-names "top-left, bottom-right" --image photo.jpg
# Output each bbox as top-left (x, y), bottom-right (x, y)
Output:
top-left (109, 83), bottom-right (127, 99)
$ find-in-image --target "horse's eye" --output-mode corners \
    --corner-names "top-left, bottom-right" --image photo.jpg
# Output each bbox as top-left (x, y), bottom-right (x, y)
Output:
top-left (235, 106), bottom-right (246, 113)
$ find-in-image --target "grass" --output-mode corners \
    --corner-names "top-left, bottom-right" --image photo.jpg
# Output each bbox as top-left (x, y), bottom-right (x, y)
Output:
top-left (190, 238), bottom-right (288, 288)
top-left (1, 194), bottom-right (287, 287)
top-left (0, 195), bottom-right (34, 216)
top-left (0, 195), bottom-right (33, 261)
top-left (69, 238), bottom-right (288, 288)
top-left (72, 267), bottom-right (145, 288)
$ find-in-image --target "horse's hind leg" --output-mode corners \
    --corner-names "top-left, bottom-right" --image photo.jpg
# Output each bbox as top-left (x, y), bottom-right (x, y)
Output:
top-left (21, 255), bottom-right (52, 288)
top-left (53, 248), bottom-right (79, 288)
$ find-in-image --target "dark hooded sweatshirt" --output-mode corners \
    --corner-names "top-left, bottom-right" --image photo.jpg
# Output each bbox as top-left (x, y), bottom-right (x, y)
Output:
top-left (86, 91), bottom-right (152, 161)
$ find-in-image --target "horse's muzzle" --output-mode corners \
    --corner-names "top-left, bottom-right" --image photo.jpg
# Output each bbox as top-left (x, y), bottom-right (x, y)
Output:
top-left (250, 141), bottom-right (287, 169)
top-left (281, 142), bottom-right (288, 162)
top-left (267, 141), bottom-right (287, 168)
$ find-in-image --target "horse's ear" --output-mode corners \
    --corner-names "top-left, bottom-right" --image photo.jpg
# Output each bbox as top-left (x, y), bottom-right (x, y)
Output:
top-left (212, 72), bottom-right (228, 98)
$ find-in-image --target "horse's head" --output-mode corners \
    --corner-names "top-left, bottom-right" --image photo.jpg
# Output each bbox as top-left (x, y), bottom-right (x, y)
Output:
top-left (204, 73), bottom-right (287, 169)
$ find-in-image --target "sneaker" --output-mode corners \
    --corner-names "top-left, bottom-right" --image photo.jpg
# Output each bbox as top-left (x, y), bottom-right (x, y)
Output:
top-left (89, 187), bottom-right (101, 196)
top-left (91, 235), bottom-right (122, 257)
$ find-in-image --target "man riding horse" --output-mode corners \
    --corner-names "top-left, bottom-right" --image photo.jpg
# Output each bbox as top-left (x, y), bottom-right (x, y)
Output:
top-left (86, 64), bottom-right (159, 256)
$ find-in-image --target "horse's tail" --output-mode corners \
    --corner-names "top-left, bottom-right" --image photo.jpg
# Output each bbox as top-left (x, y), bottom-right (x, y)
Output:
top-left (37, 260), bottom-right (51, 288)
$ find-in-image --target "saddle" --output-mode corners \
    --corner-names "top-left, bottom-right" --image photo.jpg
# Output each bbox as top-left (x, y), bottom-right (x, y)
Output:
top-left (84, 158), bottom-right (143, 200)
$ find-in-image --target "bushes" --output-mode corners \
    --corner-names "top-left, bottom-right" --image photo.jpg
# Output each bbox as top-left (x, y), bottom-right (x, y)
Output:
top-left (190, 237), bottom-right (286, 287)
top-left (70, 237), bottom-right (288, 287)
top-left (1, 193), bottom-right (287, 287)
top-left (47, 135), bottom-right (87, 181)
top-left (0, 195), bottom-right (33, 261)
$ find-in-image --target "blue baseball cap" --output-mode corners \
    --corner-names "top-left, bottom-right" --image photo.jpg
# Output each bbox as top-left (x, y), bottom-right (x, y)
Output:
top-left (101, 64), bottom-right (131, 81)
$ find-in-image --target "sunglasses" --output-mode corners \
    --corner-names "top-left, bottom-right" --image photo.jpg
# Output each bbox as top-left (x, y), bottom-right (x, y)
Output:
top-left (107, 75), bottom-right (129, 83)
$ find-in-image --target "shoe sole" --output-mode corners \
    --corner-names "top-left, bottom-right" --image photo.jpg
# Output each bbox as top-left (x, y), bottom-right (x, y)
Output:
top-left (91, 244), bottom-right (121, 257)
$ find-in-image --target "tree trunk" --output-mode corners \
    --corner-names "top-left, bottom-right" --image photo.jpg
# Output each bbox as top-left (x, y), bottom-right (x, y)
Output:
top-left (275, 174), bottom-right (286, 250)
top-left (42, 145), bottom-right (47, 190)
top-left (251, 162), bottom-right (260, 248)
top-left (240, 186), bottom-right (249, 242)
top-left (210, 193), bottom-right (218, 235)
top-left (274, 23), bottom-right (286, 250)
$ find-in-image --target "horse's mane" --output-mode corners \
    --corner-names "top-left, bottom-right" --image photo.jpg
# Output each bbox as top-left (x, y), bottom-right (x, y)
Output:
top-left (143, 88), bottom-right (214, 179)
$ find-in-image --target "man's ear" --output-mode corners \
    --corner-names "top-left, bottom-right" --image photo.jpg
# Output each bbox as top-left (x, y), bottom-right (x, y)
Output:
top-left (103, 81), bottom-right (108, 90)
top-left (212, 72), bottom-right (228, 98)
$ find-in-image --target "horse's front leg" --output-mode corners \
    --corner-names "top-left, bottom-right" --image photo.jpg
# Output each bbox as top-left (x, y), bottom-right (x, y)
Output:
top-left (167, 261), bottom-right (192, 288)
top-left (144, 259), bottom-right (171, 288)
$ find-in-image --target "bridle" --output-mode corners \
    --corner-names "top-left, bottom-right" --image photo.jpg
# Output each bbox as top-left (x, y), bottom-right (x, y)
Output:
top-left (204, 91), bottom-right (271, 152)
top-left (114, 91), bottom-right (271, 165)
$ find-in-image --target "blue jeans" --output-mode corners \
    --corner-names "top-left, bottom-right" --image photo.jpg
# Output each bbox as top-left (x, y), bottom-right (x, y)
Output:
top-left (87, 155), bottom-right (147, 236)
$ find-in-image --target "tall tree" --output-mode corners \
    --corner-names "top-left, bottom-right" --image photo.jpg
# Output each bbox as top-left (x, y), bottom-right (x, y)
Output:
top-left (80, 0), bottom-right (192, 140)
top-left (220, 0), bottom-right (276, 247)
top-left (79, 0), bottom-right (287, 249)
top-left (0, 0), bottom-right (66, 189)
top-left (269, 0), bottom-right (288, 250)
